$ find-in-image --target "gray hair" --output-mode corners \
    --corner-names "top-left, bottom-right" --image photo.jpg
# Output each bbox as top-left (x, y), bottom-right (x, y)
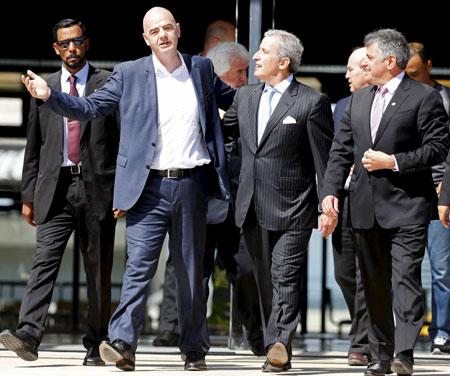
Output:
top-left (206, 42), bottom-right (249, 76)
top-left (264, 29), bottom-right (304, 73)
top-left (364, 29), bottom-right (410, 70)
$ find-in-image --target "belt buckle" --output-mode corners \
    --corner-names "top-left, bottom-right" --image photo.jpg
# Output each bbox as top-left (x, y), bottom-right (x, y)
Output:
top-left (70, 165), bottom-right (81, 174)
top-left (166, 169), bottom-right (178, 179)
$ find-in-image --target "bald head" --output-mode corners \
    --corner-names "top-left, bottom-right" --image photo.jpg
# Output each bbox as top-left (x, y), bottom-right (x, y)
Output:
top-left (345, 47), bottom-right (371, 93)
top-left (143, 7), bottom-right (176, 32)
top-left (142, 6), bottom-right (181, 64)
top-left (202, 20), bottom-right (236, 56)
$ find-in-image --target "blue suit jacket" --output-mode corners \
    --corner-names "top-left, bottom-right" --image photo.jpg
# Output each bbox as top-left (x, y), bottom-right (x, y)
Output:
top-left (333, 95), bottom-right (350, 133)
top-left (44, 54), bottom-right (235, 210)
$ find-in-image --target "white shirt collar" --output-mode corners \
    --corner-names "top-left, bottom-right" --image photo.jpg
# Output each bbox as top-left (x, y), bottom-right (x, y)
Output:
top-left (152, 52), bottom-right (187, 78)
top-left (264, 75), bottom-right (293, 94)
top-left (382, 71), bottom-right (405, 95)
top-left (61, 61), bottom-right (89, 84)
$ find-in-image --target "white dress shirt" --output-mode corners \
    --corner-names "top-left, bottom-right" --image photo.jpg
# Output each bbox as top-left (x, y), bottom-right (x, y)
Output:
top-left (377, 71), bottom-right (404, 112)
top-left (257, 75), bottom-right (293, 144)
top-left (151, 53), bottom-right (210, 170)
top-left (373, 71), bottom-right (404, 171)
top-left (60, 63), bottom-right (89, 166)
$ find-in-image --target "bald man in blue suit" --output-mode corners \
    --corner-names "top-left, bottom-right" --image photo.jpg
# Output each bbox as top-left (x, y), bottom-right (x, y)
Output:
top-left (22, 6), bottom-right (234, 372)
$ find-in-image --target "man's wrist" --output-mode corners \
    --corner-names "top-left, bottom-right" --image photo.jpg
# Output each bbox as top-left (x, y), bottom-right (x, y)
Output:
top-left (391, 154), bottom-right (399, 171)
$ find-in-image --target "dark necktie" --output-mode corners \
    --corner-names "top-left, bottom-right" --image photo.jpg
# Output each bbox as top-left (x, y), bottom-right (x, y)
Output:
top-left (67, 75), bottom-right (80, 164)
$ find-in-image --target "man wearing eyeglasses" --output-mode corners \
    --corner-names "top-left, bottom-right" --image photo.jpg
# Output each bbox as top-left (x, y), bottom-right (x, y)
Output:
top-left (21, 7), bottom-right (235, 372)
top-left (0, 19), bottom-right (119, 367)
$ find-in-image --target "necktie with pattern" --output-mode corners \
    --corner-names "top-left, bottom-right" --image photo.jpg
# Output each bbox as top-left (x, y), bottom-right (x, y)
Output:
top-left (370, 86), bottom-right (388, 142)
top-left (67, 75), bottom-right (80, 164)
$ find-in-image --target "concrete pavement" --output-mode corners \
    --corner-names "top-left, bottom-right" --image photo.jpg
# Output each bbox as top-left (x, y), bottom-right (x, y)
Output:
top-left (1, 337), bottom-right (450, 375)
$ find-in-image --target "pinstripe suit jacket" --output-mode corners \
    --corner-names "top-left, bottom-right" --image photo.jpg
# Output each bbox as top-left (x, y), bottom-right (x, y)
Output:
top-left (224, 79), bottom-right (334, 231)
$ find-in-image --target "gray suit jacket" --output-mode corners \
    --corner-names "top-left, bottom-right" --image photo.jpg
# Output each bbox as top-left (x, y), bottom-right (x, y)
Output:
top-left (44, 54), bottom-right (235, 211)
top-left (224, 80), bottom-right (334, 231)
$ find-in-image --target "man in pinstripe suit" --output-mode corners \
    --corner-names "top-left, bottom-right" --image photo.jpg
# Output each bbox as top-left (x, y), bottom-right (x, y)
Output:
top-left (224, 29), bottom-right (335, 372)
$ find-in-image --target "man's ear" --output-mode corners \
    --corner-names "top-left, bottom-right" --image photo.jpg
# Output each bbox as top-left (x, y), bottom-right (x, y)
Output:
top-left (53, 43), bottom-right (61, 56)
top-left (143, 33), bottom-right (150, 46)
top-left (279, 57), bottom-right (290, 71)
top-left (426, 59), bottom-right (433, 73)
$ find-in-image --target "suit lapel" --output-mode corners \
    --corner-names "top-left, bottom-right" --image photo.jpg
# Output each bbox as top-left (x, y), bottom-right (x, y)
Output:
top-left (186, 55), bottom-right (206, 135)
top-left (47, 73), bottom-right (64, 153)
top-left (248, 84), bottom-right (264, 152)
top-left (145, 56), bottom-right (159, 131)
top-left (257, 81), bottom-right (298, 150)
top-left (373, 77), bottom-right (410, 146)
top-left (80, 64), bottom-right (100, 140)
top-left (363, 86), bottom-right (377, 146)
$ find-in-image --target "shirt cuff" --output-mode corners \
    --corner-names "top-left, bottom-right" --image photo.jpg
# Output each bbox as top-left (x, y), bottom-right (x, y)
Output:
top-left (392, 155), bottom-right (399, 172)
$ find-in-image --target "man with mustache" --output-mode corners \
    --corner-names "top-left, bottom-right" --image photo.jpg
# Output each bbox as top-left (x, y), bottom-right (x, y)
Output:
top-left (0, 18), bottom-right (119, 366)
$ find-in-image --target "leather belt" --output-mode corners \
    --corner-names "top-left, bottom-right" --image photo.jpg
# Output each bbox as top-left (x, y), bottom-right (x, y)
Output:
top-left (61, 165), bottom-right (81, 175)
top-left (150, 166), bottom-right (201, 179)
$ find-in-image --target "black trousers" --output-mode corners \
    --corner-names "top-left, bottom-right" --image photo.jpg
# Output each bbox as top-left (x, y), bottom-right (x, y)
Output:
top-left (17, 170), bottom-right (115, 349)
top-left (242, 203), bottom-right (311, 351)
top-left (353, 222), bottom-right (426, 361)
top-left (158, 209), bottom-right (262, 342)
top-left (331, 193), bottom-right (369, 355)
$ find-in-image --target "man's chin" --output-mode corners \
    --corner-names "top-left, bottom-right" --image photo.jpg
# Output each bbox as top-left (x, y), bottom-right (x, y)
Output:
top-left (65, 60), bottom-right (83, 69)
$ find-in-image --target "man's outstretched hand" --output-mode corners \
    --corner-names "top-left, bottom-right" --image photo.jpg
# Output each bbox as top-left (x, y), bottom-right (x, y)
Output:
top-left (21, 70), bottom-right (51, 100)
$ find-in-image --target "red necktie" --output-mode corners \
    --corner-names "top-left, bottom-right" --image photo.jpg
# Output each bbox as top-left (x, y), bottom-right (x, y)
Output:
top-left (67, 75), bottom-right (80, 164)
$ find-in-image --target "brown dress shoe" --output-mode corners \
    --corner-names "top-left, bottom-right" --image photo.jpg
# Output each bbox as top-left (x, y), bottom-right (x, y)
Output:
top-left (267, 342), bottom-right (289, 368)
top-left (348, 352), bottom-right (369, 366)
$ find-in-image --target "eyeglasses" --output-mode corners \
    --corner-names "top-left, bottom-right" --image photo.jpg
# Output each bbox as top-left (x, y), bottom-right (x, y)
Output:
top-left (55, 36), bottom-right (87, 49)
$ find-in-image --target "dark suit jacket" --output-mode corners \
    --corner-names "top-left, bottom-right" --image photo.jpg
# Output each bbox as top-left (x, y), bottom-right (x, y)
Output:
top-left (333, 95), bottom-right (350, 132)
top-left (224, 80), bottom-right (334, 231)
top-left (44, 54), bottom-right (235, 210)
top-left (22, 64), bottom-right (120, 224)
top-left (439, 151), bottom-right (450, 205)
top-left (322, 75), bottom-right (449, 229)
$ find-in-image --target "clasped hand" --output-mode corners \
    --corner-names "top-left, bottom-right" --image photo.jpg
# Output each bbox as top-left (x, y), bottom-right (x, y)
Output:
top-left (361, 148), bottom-right (395, 171)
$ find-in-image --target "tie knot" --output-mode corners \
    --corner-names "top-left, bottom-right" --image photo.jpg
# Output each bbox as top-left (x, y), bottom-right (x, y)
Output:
top-left (377, 86), bottom-right (388, 96)
top-left (265, 85), bottom-right (276, 96)
top-left (69, 75), bottom-right (77, 85)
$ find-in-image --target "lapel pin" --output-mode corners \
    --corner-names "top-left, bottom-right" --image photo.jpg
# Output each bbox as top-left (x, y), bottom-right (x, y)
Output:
top-left (391, 102), bottom-right (396, 106)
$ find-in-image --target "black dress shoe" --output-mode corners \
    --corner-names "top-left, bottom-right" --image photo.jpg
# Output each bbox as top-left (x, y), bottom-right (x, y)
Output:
top-left (248, 337), bottom-right (265, 356)
top-left (391, 354), bottom-right (413, 375)
top-left (0, 329), bottom-right (38, 361)
top-left (184, 351), bottom-right (207, 371)
top-left (152, 331), bottom-right (180, 347)
top-left (262, 358), bottom-right (292, 372)
top-left (364, 360), bottom-right (393, 375)
top-left (99, 339), bottom-right (135, 371)
top-left (83, 345), bottom-right (105, 366)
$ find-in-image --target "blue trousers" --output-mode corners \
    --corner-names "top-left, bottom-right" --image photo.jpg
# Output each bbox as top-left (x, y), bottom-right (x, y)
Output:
top-left (109, 172), bottom-right (208, 353)
top-left (427, 220), bottom-right (450, 340)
